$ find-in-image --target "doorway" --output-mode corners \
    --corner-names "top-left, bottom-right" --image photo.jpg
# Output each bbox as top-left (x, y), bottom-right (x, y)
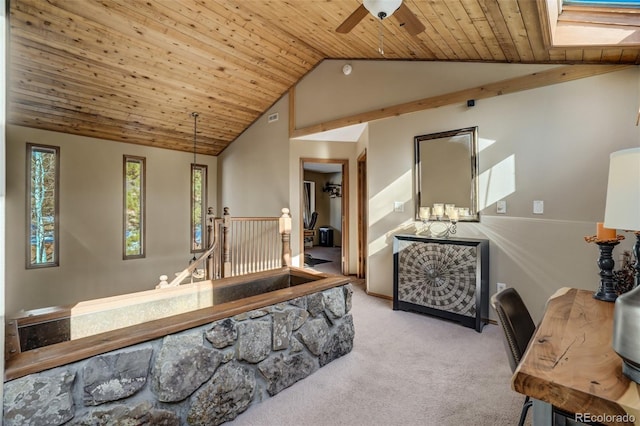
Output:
top-left (357, 150), bottom-right (367, 279)
top-left (300, 158), bottom-right (349, 275)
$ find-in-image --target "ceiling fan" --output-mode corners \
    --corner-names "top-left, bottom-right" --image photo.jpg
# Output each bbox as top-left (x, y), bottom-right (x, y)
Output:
top-left (336, 0), bottom-right (425, 36)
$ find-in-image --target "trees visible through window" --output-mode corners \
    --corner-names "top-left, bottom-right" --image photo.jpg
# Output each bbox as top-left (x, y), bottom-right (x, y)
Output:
top-left (124, 156), bottom-right (145, 259)
top-left (27, 144), bottom-right (59, 268)
top-left (191, 164), bottom-right (207, 252)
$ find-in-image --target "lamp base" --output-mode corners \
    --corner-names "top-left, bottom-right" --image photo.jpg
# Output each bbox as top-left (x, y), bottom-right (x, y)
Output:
top-left (622, 360), bottom-right (640, 384)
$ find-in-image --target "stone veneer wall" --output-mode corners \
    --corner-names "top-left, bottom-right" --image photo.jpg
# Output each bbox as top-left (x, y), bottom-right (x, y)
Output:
top-left (3, 284), bottom-right (355, 425)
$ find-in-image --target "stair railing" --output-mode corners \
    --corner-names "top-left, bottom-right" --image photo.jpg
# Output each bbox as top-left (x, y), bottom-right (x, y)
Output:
top-left (158, 207), bottom-right (292, 286)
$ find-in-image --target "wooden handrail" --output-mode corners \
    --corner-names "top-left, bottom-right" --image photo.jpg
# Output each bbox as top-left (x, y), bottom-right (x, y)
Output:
top-left (164, 239), bottom-right (218, 287)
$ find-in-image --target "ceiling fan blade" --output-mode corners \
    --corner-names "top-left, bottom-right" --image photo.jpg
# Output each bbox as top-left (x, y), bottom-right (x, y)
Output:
top-left (336, 4), bottom-right (369, 34)
top-left (394, 3), bottom-right (425, 36)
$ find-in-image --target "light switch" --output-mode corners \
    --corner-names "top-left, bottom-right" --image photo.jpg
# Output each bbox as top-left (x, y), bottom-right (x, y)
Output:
top-left (533, 200), bottom-right (544, 214)
top-left (496, 200), bottom-right (507, 214)
top-left (393, 201), bottom-right (404, 213)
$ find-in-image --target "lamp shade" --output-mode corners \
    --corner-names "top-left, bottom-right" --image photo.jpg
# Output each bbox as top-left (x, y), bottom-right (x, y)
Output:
top-left (603, 147), bottom-right (640, 232)
top-left (363, 0), bottom-right (402, 19)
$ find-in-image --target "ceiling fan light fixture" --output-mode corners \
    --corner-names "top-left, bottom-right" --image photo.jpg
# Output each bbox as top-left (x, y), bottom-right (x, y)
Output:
top-left (363, 0), bottom-right (402, 20)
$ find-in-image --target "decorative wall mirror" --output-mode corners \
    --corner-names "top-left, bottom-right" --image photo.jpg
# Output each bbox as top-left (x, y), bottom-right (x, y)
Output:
top-left (415, 126), bottom-right (479, 222)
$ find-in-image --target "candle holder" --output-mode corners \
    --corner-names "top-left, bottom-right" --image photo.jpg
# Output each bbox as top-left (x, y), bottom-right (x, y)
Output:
top-left (594, 240), bottom-right (620, 302)
top-left (584, 234), bottom-right (625, 302)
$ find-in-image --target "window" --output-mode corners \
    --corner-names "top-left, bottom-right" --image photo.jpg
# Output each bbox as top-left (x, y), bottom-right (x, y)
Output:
top-left (123, 156), bottom-right (145, 259)
top-left (27, 144), bottom-right (60, 268)
top-left (191, 164), bottom-right (207, 252)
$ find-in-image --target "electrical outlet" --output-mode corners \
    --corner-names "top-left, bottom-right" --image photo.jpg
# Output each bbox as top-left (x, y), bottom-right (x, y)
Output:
top-left (393, 201), bottom-right (404, 213)
top-left (497, 282), bottom-right (507, 293)
top-left (496, 200), bottom-right (507, 214)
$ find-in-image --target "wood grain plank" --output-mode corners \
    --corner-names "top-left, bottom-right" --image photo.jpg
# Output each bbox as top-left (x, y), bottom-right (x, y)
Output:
top-left (460, 0), bottom-right (507, 61)
top-left (7, 0), bottom-right (640, 155)
top-left (478, 0), bottom-right (520, 62)
top-left (512, 288), bottom-right (638, 425)
top-left (517, 0), bottom-right (551, 62)
top-left (498, 0), bottom-right (535, 63)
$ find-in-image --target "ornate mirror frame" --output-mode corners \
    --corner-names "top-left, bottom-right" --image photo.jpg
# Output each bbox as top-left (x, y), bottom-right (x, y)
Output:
top-left (414, 126), bottom-right (479, 222)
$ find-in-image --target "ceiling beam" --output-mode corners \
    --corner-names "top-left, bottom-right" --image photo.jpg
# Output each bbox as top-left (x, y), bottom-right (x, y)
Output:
top-left (291, 64), bottom-right (631, 139)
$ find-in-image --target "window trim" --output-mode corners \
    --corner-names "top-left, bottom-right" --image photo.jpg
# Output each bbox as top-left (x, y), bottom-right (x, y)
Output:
top-left (123, 155), bottom-right (146, 260)
top-left (26, 143), bottom-right (60, 269)
top-left (190, 163), bottom-right (208, 253)
top-left (542, 0), bottom-right (640, 48)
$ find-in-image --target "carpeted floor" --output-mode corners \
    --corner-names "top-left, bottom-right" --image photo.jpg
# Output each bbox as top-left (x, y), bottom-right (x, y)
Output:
top-left (227, 280), bottom-right (527, 426)
top-left (304, 246), bottom-right (342, 275)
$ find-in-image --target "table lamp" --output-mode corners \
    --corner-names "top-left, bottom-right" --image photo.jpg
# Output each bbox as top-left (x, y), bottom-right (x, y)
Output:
top-left (605, 147), bottom-right (640, 383)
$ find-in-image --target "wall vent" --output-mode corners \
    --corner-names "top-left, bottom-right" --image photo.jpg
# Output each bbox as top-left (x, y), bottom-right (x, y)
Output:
top-left (267, 112), bottom-right (279, 123)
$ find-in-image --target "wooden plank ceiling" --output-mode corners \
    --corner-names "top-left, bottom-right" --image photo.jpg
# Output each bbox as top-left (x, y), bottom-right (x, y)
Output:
top-left (8, 0), bottom-right (640, 156)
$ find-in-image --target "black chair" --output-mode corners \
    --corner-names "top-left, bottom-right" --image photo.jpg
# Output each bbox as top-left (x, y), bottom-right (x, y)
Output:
top-left (491, 288), bottom-right (536, 426)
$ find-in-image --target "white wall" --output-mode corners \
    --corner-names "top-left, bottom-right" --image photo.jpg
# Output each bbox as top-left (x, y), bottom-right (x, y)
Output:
top-left (217, 95), bottom-right (290, 217)
top-left (230, 60), bottom-right (638, 322)
top-left (5, 126), bottom-right (217, 316)
top-left (359, 65), bottom-right (639, 321)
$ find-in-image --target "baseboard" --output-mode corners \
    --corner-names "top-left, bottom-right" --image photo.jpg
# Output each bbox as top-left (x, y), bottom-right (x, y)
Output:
top-left (365, 290), bottom-right (393, 301)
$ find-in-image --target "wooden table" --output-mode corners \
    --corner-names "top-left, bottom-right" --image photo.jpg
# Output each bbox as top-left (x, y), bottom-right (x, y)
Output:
top-left (512, 288), bottom-right (640, 425)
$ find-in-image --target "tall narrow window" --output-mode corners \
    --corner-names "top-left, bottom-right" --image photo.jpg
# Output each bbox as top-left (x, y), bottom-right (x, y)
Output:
top-left (191, 164), bottom-right (207, 252)
top-left (27, 144), bottom-right (60, 268)
top-left (123, 156), bottom-right (145, 259)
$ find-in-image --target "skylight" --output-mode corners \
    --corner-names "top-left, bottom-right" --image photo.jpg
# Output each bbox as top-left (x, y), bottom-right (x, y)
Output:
top-left (564, 0), bottom-right (640, 7)
top-left (543, 0), bottom-right (640, 47)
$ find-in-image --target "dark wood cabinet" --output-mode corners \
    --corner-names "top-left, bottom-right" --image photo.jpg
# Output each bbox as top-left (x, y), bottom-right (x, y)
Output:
top-left (393, 234), bottom-right (489, 332)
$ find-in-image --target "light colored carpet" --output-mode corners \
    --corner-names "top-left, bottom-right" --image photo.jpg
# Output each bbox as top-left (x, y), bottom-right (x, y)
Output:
top-left (227, 280), bottom-right (526, 426)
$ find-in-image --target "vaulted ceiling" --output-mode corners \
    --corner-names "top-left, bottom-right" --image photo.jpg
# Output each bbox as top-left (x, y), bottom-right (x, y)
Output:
top-left (8, 0), bottom-right (640, 155)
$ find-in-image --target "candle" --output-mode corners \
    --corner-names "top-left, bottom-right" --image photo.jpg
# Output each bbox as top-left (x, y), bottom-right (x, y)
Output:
top-left (449, 209), bottom-right (459, 222)
top-left (419, 207), bottom-right (431, 220)
top-left (596, 222), bottom-right (616, 241)
top-left (433, 203), bottom-right (444, 217)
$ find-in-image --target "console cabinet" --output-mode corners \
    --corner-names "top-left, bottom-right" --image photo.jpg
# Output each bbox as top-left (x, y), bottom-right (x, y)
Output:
top-left (393, 235), bottom-right (489, 332)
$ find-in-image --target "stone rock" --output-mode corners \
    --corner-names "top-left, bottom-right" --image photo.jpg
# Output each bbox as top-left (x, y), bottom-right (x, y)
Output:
top-left (248, 309), bottom-right (269, 319)
top-left (220, 348), bottom-right (235, 363)
top-left (343, 284), bottom-right (353, 313)
top-left (258, 352), bottom-right (318, 396)
top-left (288, 295), bottom-right (307, 310)
top-left (295, 317), bottom-right (329, 356)
top-left (205, 318), bottom-right (237, 349)
top-left (323, 287), bottom-right (346, 320)
top-left (83, 347), bottom-right (152, 406)
top-left (272, 311), bottom-right (291, 351)
top-left (237, 320), bottom-right (272, 363)
top-left (69, 401), bottom-right (179, 425)
top-left (187, 363), bottom-right (256, 426)
top-left (289, 335), bottom-right (305, 353)
top-left (286, 306), bottom-right (309, 330)
top-left (151, 333), bottom-right (222, 402)
top-left (306, 292), bottom-right (325, 317)
top-left (4, 371), bottom-right (75, 426)
top-left (320, 314), bottom-right (355, 367)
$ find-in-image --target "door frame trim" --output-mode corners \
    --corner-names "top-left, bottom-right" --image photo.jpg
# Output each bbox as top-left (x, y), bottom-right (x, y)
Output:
top-left (300, 158), bottom-right (349, 275)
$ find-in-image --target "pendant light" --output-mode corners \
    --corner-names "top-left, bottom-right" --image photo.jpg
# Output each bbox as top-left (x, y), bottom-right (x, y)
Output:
top-left (191, 112), bottom-right (199, 164)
